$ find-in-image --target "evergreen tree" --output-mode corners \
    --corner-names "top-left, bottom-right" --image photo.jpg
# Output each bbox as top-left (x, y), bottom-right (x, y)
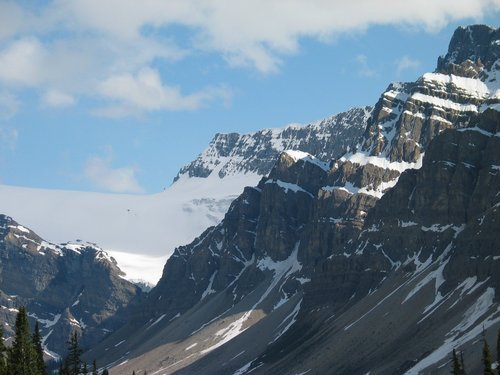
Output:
top-left (452, 349), bottom-right (462, 375)
top-left (58, 362), bottom-right (69, 375)
top-left (460, 351), bottom-right (466, 375)
top-left (82, 362), bottom-right (88, 375)
top-left (8, 306), bottom-right (37, 375)
top-left (102, 370), bottom-right (109, 375)
top-left (32, 321), bottom-right (46, 375)
top-left (92, 360), bottom-right (98, 375)
top-left (0, 326), bottom-right (7, 375)
top-left (66, 331), bottom-right (82, 375)
top-left (483, 333), bottom-right (494, 375)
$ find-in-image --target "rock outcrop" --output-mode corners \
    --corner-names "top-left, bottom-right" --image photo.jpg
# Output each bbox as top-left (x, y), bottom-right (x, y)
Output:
top-left (0, 215), bottom-right (140, 360)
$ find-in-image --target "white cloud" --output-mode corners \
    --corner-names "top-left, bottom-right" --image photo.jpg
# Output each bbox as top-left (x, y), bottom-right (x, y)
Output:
top-left (396, 55), bottom-right (421, 74)
top-left (83, 153), bottom-right (144, 193)
top-left (49, 0), bottom-right (500, 73)
top-left (41, 89), bottom-right (75, 108)
top-left (0, 0), bottom-right (498, 113)
top-left (0, 37), bottom-right (46, 86)
top-left (95, 67), bottom-right (231, 116)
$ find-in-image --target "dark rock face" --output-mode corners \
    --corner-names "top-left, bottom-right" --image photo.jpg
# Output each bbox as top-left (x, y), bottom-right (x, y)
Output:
top-left (437, 24), bottom-right (500, 75)
top-left (88, 25), bottom-right (499, 375)
top-left (0, 215), bottom-right (140, 359)
top-left (174, 106), bottom-right (371, 181)
top-left (258, 109), bottom-right (500, 375)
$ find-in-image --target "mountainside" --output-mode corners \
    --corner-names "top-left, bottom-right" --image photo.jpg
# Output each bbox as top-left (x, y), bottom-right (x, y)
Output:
top-left (175, 106), bottom-right (371, 180)
top-left (0, 214), bottom-right (140, 360)
top-left (0, 107), bottom-right (368, 284)
top-left (84, 24), bottom-right (500, 375)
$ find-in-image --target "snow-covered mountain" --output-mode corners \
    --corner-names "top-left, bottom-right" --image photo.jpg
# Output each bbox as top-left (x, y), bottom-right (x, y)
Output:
top-left (85, 25), bottom-right (500, 375)
top-left (175, 107), bottom-right (371, 180)
top-left (0, 108), bottom-right (368, 284)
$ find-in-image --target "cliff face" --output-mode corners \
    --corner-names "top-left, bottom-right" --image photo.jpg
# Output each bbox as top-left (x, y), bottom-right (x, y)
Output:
top-left (0, 215), bottom-right (140, 359)
top-left (259, 108), bottom-right (500, 375)
top-left (87, 25), bottom-right (500, 375)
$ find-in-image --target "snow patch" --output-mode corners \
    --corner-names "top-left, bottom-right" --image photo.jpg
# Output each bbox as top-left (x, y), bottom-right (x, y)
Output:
top-left (201, 271), bottom-right (218, 300)
top-left (411, 93), bottom-right (478, 112)
top-left (403, 258), bottom-right (449, 304)
top-left (202, 244), bottom-right (303, 355)
top-left (341, 152), bottom-right (424, 173)
top-left (265, 179), bottom-right (314, 198)
top-left (405, 288), bottom-right (499, 374)
top-left (28, 313), bottom-right (61, 329)
top-left (270, 298), bottom-right (302, 343)
top-left (283, 150), bottom-right (330, 171)
top-left (185, 342), bottom-right (198, 351)
top-left (147, 314), bottom-right (166, 330)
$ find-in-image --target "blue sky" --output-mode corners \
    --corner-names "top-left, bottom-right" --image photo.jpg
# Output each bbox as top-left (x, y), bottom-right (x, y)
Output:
top-left (0, 1), bottom-right (499, 194)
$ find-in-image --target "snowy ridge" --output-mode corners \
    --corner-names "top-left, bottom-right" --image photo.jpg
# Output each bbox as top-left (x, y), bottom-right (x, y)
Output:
top-left (282, 150), bottom-right (330, 171)
top-left (333, 57), bottom-right (500, 199)
top-left (175, 106), bottom-right (371, 180)
top-left (340, 152), bottom-right (424, 173)
top-left (265, 179), bottom-right (314, 198)
top-left (1, 215), bottom-right (114, 263)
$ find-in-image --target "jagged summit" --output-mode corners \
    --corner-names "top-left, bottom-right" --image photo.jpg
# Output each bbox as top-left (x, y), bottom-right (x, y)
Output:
top-left (0, 214), bottom-right (114, 264)
top-left (281, 150), bottom-right (330, 171)
top-left (437, 24), bottom-right (500, 76)
top-left (333, 25), bottom-right (499, 198)
top-left (174, 106), bottom-right (371, 181)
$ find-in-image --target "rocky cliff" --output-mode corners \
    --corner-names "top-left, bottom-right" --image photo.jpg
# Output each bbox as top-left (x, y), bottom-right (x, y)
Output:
top-left (0, 215), bottom-right (140, 360)
top-left (87, 24), bottom-right (500, 374)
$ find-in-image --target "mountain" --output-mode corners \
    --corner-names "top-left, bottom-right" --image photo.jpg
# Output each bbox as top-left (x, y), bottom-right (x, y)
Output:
top-left (85, 24), bottom-right (500, 374)
top-left (0, 107), bottom-right (369, 284)
top-left (175, 106), bottom-right (371, 180)
top-left (0, 214), bottom-right (140, 360)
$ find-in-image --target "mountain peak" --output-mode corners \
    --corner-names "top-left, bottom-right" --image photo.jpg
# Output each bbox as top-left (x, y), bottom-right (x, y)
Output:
top-left (173, 106), bottom-right (371, 182)
top-left (437, 24), bottom-right (500, 77)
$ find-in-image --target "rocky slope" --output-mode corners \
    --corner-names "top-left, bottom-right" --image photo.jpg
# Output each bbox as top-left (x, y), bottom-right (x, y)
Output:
top-left (0, 214), bottom-right (140, 361)
top-left (87, 24), bottom-right (500, 374)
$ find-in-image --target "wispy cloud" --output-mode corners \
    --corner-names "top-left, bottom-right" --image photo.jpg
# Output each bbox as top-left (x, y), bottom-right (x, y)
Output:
top-left (83, 151), bottom-right (144, 193)
top-left (94, 67), bottom-right (231, 117)
top-left (0, 0), bottom-right (497, 114)
top-left (41, 89), bottom-right (75, 108)
top-left (395, 55), bottom-right (421, 74)
top-left (355, 54), bottom-right (376, 78)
